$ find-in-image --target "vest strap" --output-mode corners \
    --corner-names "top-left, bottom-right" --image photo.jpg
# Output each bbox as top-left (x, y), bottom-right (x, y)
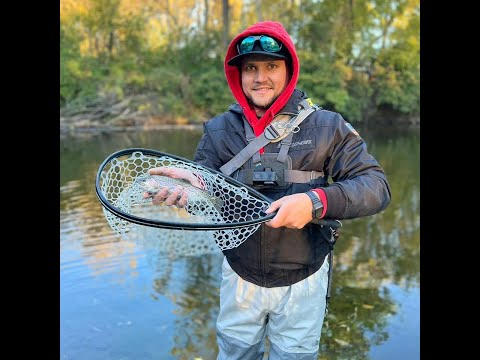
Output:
top-left (220, 99), bottom-right (319, 176)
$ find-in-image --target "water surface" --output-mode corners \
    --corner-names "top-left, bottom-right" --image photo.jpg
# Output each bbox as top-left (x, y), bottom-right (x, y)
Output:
top-left (60, 126), bottom-right (419, 360)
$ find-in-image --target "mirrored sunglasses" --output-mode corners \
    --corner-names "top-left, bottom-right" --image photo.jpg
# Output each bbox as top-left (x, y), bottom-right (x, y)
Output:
top-left (237, 35), bottom-right (283, 55)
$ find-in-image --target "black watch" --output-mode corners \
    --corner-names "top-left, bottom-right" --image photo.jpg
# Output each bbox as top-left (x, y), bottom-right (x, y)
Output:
top-left (305, 190), bottom-right (324, 219)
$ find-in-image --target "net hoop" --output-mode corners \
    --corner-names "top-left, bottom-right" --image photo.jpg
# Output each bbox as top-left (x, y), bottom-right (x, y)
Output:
top-left (95, 148), bottom-right (276, 231)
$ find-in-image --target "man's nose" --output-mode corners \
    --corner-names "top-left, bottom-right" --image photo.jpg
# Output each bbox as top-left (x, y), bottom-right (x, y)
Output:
top-left (255, 68), bottom-right (268, 82)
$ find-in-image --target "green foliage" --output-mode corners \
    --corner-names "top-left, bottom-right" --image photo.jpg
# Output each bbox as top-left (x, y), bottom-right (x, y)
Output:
top-left (371, 44), bottom-right (420, 114)
top-left (344, 73), bottom-right (374, 121)
top-left (298, 50), bottom-right (354, 118)
top-left (60, 25), bottom-right (91, 104)
top-left (191, 66), bottom-right (235, 119)
top-left (60, 0), bottom-right (419, 125)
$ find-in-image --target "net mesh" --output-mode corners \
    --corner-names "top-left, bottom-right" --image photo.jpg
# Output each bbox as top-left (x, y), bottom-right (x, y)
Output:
top-left (98, 150), bottom-right (271, 251)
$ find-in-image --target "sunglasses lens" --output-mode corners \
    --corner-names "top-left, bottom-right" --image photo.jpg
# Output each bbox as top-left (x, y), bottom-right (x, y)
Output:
top-left (260, 36), bottom-right (281, 52)
top-left (238, 37), bottom-right (256, 54)
top-left (238, 36), bottom-right (282, 55)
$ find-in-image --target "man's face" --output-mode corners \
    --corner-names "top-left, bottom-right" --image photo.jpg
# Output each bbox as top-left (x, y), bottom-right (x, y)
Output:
top-left (240, 56), bottom-right (289, 116)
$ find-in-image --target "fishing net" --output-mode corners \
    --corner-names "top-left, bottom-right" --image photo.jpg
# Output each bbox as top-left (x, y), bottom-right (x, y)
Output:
top-left (96, 148), bottom-right (274, 251)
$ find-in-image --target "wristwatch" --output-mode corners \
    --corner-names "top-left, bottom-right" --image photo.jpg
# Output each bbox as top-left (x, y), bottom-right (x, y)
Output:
top-left (305, 190), bottom-right (324, 219)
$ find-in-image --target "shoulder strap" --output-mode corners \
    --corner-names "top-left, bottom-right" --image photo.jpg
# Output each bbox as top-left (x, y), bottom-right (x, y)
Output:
top-left (243, 118), bottom-right (262, 165)
top-left (219, 99), bottom-right (319, 176)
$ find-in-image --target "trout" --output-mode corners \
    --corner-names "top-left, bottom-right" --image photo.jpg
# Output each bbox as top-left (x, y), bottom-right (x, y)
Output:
top-left (136, 174), bottom-right (223, 211)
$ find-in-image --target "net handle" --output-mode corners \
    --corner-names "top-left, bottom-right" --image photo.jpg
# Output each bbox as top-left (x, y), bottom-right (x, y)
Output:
top-left (95, 148), bottom-right (341, 230)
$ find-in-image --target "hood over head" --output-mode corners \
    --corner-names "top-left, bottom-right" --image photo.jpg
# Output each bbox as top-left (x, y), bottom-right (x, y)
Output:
top-left (224, 21), bottom-right (299, 136)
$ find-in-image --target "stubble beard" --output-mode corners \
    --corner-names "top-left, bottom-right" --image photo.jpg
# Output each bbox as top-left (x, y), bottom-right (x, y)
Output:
top-left (247, 95), bottom-right (278, 110)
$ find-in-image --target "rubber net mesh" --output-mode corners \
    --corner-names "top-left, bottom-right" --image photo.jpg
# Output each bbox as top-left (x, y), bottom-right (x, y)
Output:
top-left (99, 151), bottom-right (270, 251)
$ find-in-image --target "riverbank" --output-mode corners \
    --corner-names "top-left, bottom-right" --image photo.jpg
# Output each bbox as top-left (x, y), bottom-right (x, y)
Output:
top-left (60, 120), bottom-right (203, 138)
top-left (60, 93), bottom-right (208, 137)
top-left (60, 109), bottom-right (204, 138)
top-left (60, 100), bottom-right (419, 138)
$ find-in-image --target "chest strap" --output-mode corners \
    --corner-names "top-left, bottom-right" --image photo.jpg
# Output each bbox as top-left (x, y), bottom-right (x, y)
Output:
top-left (234, 168), bottom-right (325, 186)
top-left (219, 99), bottom-right (319, 176)
top-left (284, 169), bottom-right (324, 184)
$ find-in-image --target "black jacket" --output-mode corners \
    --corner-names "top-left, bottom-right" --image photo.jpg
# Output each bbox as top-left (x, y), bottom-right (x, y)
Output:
top-left (193, 89), bottom-right (391, 287)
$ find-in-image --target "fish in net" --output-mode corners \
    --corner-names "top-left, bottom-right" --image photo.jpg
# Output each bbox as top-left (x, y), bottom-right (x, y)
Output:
top-left (96, 148), bottom-right (275, 251)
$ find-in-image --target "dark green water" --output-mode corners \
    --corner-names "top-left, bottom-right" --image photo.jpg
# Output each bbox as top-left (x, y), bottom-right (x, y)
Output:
top-left (60, 126), bottom-right (419, 360)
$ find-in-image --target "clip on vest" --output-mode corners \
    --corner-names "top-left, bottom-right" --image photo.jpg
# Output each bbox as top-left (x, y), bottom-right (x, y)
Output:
top-left (253, 170), bottom-right (278, 186)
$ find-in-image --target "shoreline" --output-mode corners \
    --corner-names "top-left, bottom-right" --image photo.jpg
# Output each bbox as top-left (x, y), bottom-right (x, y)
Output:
top-left (60, 112), bottom-right (419, 139)
top-left (60, 123), bottom-right (204, 138)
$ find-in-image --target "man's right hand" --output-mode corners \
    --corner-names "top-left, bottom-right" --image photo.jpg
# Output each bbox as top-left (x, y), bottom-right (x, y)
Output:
top-left (142, 167), bottom-right (203, 207)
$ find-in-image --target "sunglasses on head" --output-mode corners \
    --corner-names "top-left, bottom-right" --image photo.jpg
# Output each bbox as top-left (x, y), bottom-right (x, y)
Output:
top-left (237, 35), bottom-right (283, 55)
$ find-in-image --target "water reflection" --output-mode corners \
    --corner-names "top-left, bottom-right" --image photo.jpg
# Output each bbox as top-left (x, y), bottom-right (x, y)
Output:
top-left (60, 127), bottom-right (419, 360)
top-left (161, 255), bottom-right (222, 359)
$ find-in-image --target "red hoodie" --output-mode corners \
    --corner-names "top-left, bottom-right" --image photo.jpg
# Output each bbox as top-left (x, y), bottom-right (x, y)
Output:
top-left (224, 21), bottom-right (300, 137)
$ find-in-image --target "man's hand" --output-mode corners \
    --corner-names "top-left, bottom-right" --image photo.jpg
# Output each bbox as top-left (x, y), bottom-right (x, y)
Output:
top-left (264, 193), bottom-right (314, 229)
top-left (142, 167), bottom-right (203, 207)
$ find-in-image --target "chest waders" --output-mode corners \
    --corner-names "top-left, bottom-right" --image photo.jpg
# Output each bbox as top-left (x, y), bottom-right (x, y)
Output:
top-left (219, 98), bottom-right (342, 315)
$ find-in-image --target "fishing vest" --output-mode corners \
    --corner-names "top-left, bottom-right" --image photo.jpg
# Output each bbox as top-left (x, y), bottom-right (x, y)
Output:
top-left (219, 99), bottom-right (327, 189)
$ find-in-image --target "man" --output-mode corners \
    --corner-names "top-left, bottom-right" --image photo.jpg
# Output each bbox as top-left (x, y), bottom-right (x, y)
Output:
top-left (146, 21), bottom-right (391, 359)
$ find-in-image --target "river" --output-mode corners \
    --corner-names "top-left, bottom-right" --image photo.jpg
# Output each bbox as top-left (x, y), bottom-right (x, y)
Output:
top-left (60, 126), bottom-right (420, 360)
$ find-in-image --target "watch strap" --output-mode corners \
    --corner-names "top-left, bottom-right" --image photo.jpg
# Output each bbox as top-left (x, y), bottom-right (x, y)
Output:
top-left (305, 190), bottom-right (324, 219)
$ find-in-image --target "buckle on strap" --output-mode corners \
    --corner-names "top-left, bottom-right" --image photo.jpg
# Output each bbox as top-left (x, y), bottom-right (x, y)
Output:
top-left (264, 114), bottom-right (300, 142)
top-left (264, 124), bottom-right (281, 140)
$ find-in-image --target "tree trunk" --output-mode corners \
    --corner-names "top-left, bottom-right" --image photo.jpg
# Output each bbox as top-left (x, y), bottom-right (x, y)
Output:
top-left (222, 0), bottom-right (230, 47)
